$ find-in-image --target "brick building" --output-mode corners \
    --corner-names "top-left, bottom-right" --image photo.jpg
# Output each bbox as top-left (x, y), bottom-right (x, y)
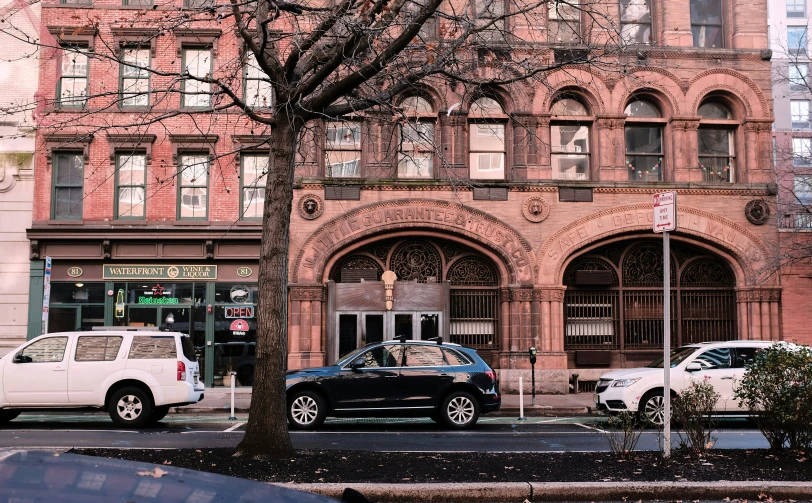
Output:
top-left (26, 0), bottom-right (788, 392)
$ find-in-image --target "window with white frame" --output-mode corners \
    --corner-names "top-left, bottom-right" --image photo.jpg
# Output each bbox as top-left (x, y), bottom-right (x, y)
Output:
top-left (182, 48), bottom-right (212, 108)
top-left (788, 27), bottom-right (808, 55)
top-left (548, 0), bottom-right (581, 43)
top-left (793, 137), bottom-right (812, 166)
top-left (550, 97), bottom-right (591, 180)
top-left (116, 153), bottom-right (146, 219)
top-left (241, 153), bottom-right (268, 219)
top-left (788, 0), bottom-right (806, 17)
top-left (619, 0), bottom-right (651, 44)
top-left (178, 154), bottom-right (209, 219)
top-left (790, 63), bottom-right (809, 92)
top-left (121, 47), bottom-right (150, 107)
top-left (468, 97), bottom-right (506, 180)
top-left (59, 45), bottom-right (88, 108)
top-left (690, 0), bottom-right (723, 48)
top-left (792, 100), bottom-right (811, 129)
top-left (794, 175), bottom-right (812, 204)
top-left (244, 52), bottom-right (273, 108)
top-left (325, 121), bottom-right (361, 177)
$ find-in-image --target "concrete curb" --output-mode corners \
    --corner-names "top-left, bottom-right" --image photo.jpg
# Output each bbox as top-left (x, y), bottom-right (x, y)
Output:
top-left (285, 481), bottom-right (812, 502)
top-left (171, 407), bottom-right (589, 416)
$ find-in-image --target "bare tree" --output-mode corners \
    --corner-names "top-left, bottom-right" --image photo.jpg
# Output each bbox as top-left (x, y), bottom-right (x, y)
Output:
top-left (0, 0), bottom-right (641, 458)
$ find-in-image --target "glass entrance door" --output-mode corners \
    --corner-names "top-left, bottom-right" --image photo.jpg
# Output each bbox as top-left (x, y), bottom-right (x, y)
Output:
top-left (390, 311), bottom-right (442, 341)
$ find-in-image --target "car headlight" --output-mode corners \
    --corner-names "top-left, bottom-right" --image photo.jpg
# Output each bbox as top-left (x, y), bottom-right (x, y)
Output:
top-left (611, 377), bottom-right (641, 387)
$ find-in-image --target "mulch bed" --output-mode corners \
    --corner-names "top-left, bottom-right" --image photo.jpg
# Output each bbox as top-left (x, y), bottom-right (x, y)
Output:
top-left (70, 448), bottom-right (812, 484)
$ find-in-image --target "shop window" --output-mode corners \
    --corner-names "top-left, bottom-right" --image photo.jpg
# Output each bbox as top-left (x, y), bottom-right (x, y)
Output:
top-left (241, 153), bottom-right (268, 219)
top-left (48, 282), bottom-right (105, 332)
top-left (325, 121), bottom-right (361, 177)
top-left (116, 153), bottom-right (147, 219)
top-left (619, 0), bottom-right (651, 45)
top-left (121, 47), bottom-right (150, 108)
top-left (75, 336), bottom-right (123, 362)
top-left (18, 337), bottom-right (68, 363)
top-left (213, 282), bottom-right (258, 387)
top-left (58, 45), bottom-right (88, 108)
top-left (793, 137), bottom-right (812, 166)
top-left (128, 337), bottom-right (177, 359)
top-left (698, 101), bottom-right (736, 182)
top-left (551, 97), bottom-right (591, 181)
top-left (51, 283), bottom-right (105, 303)
top-left (624, 100), bottom-right (663, 181)
top-left (244, 52), bottom-right (273, 108)
top-left (690, 0), bottom-right (723, 48)
top-left (182, 48), bottom-right (212, 108)
top-left (788, 27), bottom-right (808, 55)
top-left (548, 0), bottom-right (581, 43)
top-left (178, 154), bottom-right (209, 219)
top-left (52, 152), bottom-right (84, 220)
top-left (790, 63), bottom-right (809, 92)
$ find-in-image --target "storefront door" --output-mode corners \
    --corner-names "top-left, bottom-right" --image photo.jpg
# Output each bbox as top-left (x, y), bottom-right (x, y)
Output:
top-left (336, 311), bottom-right (443, 359)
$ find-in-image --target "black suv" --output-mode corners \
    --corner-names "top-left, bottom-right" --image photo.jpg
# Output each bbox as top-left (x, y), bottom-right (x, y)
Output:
top-left (285, 341), bottom-right (500, 429)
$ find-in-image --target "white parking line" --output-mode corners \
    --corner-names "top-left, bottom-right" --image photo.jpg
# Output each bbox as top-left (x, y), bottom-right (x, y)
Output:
top-left (573, 422), bottom-right (607, 434)
top-left (223, 422), bottom-right (245, 432)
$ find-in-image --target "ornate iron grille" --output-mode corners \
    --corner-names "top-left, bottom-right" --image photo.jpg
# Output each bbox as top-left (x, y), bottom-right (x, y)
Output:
top-left (447, 256), bottom-right (498, 286)
top-left (564, 240), bottom-right (737, 354)
top-left (449, 289), bottom-right (499, 348)
top-left (333, 255), bottom-right (383, 283)
top-left (390, 240), bottom-right (442, 282)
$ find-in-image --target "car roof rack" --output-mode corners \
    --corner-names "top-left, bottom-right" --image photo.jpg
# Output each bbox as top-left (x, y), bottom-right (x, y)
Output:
top-left (84, 326), bottom-right (170, 332)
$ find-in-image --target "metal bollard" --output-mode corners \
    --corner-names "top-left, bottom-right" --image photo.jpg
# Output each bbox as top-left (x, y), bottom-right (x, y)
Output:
top-left (229, 371), bottom-right (237, 421)
top-left (518, 376), bottom-right (526, 421)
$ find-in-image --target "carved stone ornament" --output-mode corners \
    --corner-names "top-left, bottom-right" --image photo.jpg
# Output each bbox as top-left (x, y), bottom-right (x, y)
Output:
top-left (744, 200), bottom-right (770, 226)
top-left (298, 194), bottom-right (324, 220)
top-left (522, 196), bottom-right (550, 223)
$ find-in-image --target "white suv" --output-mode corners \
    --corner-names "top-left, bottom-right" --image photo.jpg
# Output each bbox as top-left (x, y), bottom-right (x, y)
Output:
top-left (0, 327), bottom-right (204, 427)
top-left (595, 340), bottom-right (775, 425)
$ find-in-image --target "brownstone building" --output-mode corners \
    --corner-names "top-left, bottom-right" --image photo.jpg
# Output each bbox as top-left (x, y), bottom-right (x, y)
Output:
top-left (26, 0), bottom-right (792, 392)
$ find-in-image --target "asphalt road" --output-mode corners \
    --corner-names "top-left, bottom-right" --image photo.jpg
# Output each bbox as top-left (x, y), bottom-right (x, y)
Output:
top-left (0, 413), bottom-right (771, 452)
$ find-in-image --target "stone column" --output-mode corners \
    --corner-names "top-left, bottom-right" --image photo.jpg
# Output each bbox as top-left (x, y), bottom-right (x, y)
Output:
top-left (671, 117), bottom-right (701, 182)
top-left (737, 288), bottom-right (782, 341)
top-left (535, 116), bottom-right (552, 180)
top-left (743, 121), bottom-right (760, 181)
top-left (288, 285), bottom-right (326, 369)
top-left (595, 115), bottom-right (625, 181)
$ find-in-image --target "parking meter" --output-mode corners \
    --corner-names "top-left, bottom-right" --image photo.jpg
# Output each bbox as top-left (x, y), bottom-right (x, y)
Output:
top-left (529, 347), bottom-right (537, 404)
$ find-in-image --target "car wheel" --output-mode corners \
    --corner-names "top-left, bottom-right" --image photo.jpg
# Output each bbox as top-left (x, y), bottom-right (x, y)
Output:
top-left (638, 390), bottom-right (666, 427)
top-left (0, 410), bottom-right (20, 424)
top-left (109, 387), bottom-right (153, 428)
top-left (237, 366), bottom-right (254, 386)
top-left (151, 405), bottom-right (171, 423)
top-left (441, 391), bottom-right (480, 429)
top-left (288, 391), bottom-right (326, 430)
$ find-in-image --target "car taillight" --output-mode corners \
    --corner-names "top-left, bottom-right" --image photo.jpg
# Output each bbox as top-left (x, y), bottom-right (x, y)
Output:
top-left (485, 370), bottom-right (496, 383)
top-left (177, 361), bottom-right (186, 381)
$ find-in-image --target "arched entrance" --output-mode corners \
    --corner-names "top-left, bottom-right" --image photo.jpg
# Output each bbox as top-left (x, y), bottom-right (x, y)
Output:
top-left (563, 239), bottom-right (737, 367)
top-left (327, 237), bottom-right (501, 363)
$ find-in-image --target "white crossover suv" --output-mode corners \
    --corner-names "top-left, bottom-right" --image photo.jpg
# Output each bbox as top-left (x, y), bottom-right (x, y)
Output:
top-left (0, 327), bottom-right (204, 427)
top-left (594, 340), bottom-right (775, 425)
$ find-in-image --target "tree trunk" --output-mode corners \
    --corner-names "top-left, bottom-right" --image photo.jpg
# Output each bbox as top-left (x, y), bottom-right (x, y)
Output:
top-left (234, 114), bottom-right (297, 459)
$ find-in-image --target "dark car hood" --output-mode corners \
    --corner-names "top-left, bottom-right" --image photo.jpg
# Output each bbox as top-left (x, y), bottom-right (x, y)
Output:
top-left (287, 366), bottom-right (335, 377)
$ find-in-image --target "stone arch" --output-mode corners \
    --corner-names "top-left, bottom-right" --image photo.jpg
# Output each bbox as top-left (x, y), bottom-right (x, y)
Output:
top-left (687, 69), bottom-right (769, 117)
top-left (293, 199), bottom-right (535, 285)
top-left (615, 84), bottom-right (681, 116)
top-left (465, 85), bottom-right (516, 114)
top-left (535, 68), bottom-right (608, 113)
top-left (395, 84), bottom-right (446, 113)
top-left (537, 203), bottom-right (772, 287)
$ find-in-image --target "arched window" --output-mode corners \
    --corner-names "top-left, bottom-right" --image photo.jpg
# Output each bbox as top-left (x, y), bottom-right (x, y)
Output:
top-left (469, 96), bottom-right (507, 180)
top-left (697, 100), bottom-right (736, 182)
top-left (625, 99), bottom-right (665, 181)
top-left (398, 96), bottom-right (435, 179)
top-left (551, 96), bottom-right (591, 180)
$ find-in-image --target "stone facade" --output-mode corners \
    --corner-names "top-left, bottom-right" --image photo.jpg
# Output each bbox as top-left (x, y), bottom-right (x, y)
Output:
top-left (26, 0), bottom-right (790, 392)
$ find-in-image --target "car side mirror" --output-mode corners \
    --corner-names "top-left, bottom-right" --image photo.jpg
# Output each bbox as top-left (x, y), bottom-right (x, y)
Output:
top-left (685, 362), bottom-right (702, 372)
top-left (349, 357), bottom-right (366, 370)
top-left (13, 353), bottom-right (29, 364)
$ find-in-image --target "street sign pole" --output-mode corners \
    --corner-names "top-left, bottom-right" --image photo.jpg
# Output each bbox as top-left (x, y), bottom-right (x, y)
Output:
top-left (653, 191), bottom-right (676, 459)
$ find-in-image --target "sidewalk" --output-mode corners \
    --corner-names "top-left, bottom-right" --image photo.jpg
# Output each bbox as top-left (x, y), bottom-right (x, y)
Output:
top-left (179, 388), bottom-right (594, 416)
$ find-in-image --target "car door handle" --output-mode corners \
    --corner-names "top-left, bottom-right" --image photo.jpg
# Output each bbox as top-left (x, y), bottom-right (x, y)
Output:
top-left (439, 373), bottom-right (452, 378)
top-left (385, 375), bottom-right (398, 379)
top-left (721, 376), bottom-right (734, 380)
top-left (52, 367), bottom-right (66, 372)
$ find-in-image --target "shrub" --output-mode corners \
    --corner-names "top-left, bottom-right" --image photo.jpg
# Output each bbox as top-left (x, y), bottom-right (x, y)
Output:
top-left (601, 411), bottom-right (646, 458)
top-left (671, 378), bottom-right (719, 456)
top-left (734, 343), bottom-right (812, 451)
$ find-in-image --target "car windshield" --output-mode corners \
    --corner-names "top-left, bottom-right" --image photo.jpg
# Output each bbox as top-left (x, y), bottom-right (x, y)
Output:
top-left (330, 347), bottom-right (367, 366)
top-left (646, 346), bottom-right (698, 368)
